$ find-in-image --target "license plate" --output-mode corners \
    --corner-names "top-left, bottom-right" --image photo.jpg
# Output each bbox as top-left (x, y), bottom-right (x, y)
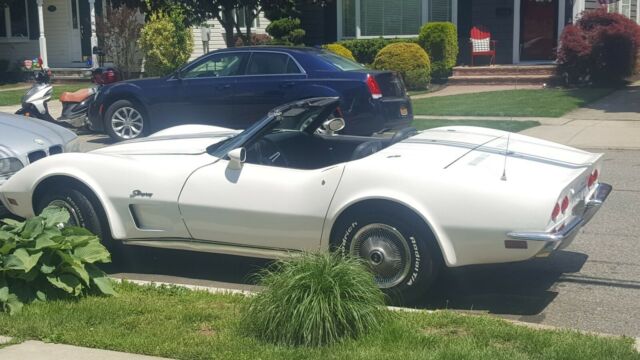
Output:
top-left (400, 106), bottom-right (408, 116)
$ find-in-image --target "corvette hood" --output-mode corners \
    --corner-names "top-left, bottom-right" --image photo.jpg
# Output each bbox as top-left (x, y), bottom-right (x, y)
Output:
top-left (93, 131), bottom-right (239, 156)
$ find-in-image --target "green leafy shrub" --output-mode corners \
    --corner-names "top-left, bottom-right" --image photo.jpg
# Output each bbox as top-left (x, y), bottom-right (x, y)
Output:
top-left (373, 42), bottom-right (431, 90)
top-left (266, 17), bottom-right (305, 45)
top-left (322, 43), bottom-right (356, 61)
top-left (241, 252), bottom-right (388, 347)
top-left (404, 68), bottom-right (431, 90)
top-left (338, 38), bottom-right (419, 64)
top-left (418, 22), bottom-right (458, 80)
top-left (0, 206), bottom-right (115, 315)
top-left (138, 8), bottom-right (193, 77)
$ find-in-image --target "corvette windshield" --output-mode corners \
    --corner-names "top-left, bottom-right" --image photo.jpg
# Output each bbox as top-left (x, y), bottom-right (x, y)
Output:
top-left (207, 97), bottom-right (337, 157)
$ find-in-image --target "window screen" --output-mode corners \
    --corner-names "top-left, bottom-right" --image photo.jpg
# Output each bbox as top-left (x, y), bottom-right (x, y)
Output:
top-left (360, 0), bottom-right (422, 36)
top-left (9, 0), bottom-right (28, 37)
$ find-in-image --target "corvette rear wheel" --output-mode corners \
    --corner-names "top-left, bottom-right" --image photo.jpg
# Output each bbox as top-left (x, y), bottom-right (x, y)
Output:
top-left (35, 187), bottom-right (121, 258)
top-left (105, 99), bottom-right (147, 141)
top-left (332, 207), bottom-right (440, 305)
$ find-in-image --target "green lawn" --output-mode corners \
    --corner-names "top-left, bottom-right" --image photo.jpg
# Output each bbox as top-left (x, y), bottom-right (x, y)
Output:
top-left (412, 88), bottom-right (614, 117)
top-left (0, 282), bottom-right (636, 360)
top-left (0, 82), bottom-right (92, 106)
top-left (412, 119), bottom-right (540, 133)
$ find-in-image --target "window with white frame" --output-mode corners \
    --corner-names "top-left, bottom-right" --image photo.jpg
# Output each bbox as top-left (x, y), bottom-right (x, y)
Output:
top-left (1, 0), bottom-right (29, 39)
top-left (340, 0), bottom-right (451, 38)
top-left (341, 0), bottom-right (423, 37)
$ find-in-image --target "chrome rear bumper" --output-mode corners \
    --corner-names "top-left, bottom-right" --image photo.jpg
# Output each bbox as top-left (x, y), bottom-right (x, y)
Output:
top-left (507, 183), bottom-right (612, 254)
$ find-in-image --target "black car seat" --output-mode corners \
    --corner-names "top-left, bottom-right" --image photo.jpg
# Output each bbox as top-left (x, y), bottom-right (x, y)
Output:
top-left (390, 127), bottom-right (418, 144)
top-left (351, 140), bottom-right (384, 161)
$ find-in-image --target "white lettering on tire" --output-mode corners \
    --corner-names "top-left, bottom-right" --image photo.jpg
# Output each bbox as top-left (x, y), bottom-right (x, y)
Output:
top-left (407, 236), bottom-right (421, 286)
top-left (339, 222), bottom-right (358, 255)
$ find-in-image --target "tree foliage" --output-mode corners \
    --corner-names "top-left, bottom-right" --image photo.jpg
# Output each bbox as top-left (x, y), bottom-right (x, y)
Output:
top-left (138, 7), bottom-right (194, 76)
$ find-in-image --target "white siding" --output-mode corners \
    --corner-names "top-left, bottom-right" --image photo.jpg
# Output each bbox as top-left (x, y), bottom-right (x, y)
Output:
top-left (43, 0), bottom-right (74, 67)
top-left (189, 13), bottom-right (270, 60)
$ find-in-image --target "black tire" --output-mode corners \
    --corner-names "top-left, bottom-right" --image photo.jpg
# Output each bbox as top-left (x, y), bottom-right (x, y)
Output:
top-left (331, 206), bottom-right (441, 305)
top-left (35, 187), bottom-right (122, 259)
top-left (104, 99), bottom-right (147, 141)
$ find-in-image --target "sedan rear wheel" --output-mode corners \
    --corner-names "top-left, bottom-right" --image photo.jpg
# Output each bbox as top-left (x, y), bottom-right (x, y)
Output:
top-left (105, 100), bottom-right (146, 141)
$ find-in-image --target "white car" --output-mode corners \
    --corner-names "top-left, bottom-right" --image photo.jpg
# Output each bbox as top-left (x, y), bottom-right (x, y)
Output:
top-left (0, 97), bottom-right (611, 303)
top-left (0, 113), bottom-right (79, 215)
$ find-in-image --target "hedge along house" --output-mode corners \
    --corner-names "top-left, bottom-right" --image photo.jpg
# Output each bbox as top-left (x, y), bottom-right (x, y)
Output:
top-left (0, 0), bottom-right (105, 69)
top-left (299, 0), bottom-right (640, 65)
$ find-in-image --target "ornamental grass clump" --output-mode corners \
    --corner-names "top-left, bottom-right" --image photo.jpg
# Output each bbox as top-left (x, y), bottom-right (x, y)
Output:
top-left (241, 252), bottom-right (388, 347)
top-left (0, 206), bottom-right (115, 314)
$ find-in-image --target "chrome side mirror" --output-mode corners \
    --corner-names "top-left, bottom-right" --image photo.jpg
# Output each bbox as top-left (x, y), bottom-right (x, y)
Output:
top-left (322, 117), bottom-right (346, 135)
top-left (227, 147), bottom-right (246, 170)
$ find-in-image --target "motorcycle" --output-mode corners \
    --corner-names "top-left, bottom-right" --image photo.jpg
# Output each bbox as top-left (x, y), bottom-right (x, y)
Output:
top-left (15, 67), bottom-right (120, 129)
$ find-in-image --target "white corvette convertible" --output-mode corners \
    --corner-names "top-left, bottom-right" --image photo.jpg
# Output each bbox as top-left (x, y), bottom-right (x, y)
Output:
top-left (0, 97), bottom-right (611, 303)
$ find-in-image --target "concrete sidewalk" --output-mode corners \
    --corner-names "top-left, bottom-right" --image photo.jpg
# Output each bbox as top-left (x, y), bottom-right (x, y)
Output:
top-left (0, 339), bottom-right (173, 360)
top-left (520, 83), bottom-right (640, 149)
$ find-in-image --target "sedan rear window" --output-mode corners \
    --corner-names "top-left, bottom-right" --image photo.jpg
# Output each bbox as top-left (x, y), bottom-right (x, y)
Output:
top-left (318, 52), bottom-right (366, 71)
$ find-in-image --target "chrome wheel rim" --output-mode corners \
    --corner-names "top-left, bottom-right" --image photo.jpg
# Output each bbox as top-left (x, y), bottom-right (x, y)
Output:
top-left (48, 199), bottom-right (81, 226)
top-left (350, 223), bottom-right (411, 289)
top-left (111, 106), bottom-right (143, 139)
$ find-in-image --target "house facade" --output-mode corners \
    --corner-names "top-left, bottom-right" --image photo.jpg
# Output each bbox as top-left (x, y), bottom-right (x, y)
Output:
top-left (0, 0), bottom-right (268, 70)
top-left (299, 0), bottom-right (640, 64)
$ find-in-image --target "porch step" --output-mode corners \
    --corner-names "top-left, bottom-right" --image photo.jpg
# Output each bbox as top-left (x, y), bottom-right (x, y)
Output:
top-left (452, 65), bottom-right (557, 77)
top-left (448, 74), bottom-right (557, 85)
top-left (50, 68), bottom-right (93, 81)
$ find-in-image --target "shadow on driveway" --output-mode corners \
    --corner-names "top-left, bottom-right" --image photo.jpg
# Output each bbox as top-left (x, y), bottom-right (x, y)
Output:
top-left (103, 245), bottom-right (591, 317)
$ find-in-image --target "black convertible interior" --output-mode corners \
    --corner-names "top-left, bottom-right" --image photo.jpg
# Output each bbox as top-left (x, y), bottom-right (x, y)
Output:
top-left (245, 126), bottom-right (417, 170)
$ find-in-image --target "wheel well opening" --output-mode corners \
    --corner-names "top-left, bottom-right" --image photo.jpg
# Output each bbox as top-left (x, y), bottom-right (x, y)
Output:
top-left (330, 199), bottom-right (445, 264)
top-left (32, 176), bottom-right (110, 232)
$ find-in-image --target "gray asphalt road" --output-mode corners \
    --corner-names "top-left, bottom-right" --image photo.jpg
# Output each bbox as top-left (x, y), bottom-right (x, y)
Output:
top-left (72, 136), bottom-right (640, 337)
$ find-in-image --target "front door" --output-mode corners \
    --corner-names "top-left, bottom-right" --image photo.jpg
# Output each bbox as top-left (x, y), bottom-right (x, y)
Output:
top-left (179, 161), bottom-right (344, 251)
top-left (69, 0), bottom-right (83, 63)
top-left (520, 0), bottom-right (558, 61)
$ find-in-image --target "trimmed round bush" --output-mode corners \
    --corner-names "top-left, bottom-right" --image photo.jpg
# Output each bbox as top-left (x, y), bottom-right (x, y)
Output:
top-left (266, 17), bottom-right (305, 45)
top-left (418, 22), bottom-right (458, 80)
top-left (338, 38), bottom-right (418, 64)
top-left (322, 43), bottom-right (356, 61)
top-left (373, 42), bottom-right (431, 90)
top-left (241, 252), bottom-right (388, 347)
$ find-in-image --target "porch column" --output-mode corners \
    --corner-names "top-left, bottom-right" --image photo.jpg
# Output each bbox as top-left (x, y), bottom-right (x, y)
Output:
top-left (512, 0), bottom-right (520, 64)
top-left (36, 0), bottom-right (48, 68)
top-left (88, 0), bottom-right (98, 68)
top-left (558, 0), bottom-right (566, 41)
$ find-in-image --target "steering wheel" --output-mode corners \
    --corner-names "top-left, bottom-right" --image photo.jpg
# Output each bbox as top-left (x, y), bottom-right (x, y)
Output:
top-left (249, 137), bottom-right (290, 167)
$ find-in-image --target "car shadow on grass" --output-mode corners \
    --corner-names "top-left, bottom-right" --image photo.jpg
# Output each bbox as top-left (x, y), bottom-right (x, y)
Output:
top-left (418, 250), bottom-right (588, 317)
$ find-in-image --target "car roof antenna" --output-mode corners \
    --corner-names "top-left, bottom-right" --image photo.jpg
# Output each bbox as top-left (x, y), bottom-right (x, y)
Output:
top-left (501, 134), bottom-right (511, 181)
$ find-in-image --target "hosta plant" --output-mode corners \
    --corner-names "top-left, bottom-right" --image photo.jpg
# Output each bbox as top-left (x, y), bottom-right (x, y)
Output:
top-left (0, 206), bottom-right (115, 314)
top-left (241, 252), bottom-right (389, 347)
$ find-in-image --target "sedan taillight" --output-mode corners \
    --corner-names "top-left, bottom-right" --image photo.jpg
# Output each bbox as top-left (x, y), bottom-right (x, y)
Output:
top-left (366, 74), bottom-right (382, 99)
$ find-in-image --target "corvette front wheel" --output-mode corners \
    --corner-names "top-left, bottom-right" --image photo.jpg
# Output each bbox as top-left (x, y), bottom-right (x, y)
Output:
top-left (35, 187), bottom-right (121, 259)
top-left (332, 207), bottom-right (440, 305)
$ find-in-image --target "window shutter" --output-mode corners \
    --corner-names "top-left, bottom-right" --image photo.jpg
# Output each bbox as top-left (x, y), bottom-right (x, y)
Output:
top-left (402, 0), bottom-right (422, 35)
top-left (430, 0), bottom-right (451, 22)
top-left (361, 0), bottom-right (383, 36)
top-left (342, 0), bottom-right (356, 37)
top-left (28, 0), bottom-right (38, 40)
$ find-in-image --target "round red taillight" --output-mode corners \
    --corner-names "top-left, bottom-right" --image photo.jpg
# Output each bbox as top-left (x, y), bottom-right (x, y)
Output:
top-left (588, 169), bottom-right (599, 188)
top-left (561, 196), bottom-right (569, 213)
top-left (551, 203), bottom-right (560, 221)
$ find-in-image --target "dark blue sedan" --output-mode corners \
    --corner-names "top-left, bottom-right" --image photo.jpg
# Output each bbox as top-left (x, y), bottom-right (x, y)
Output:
top-left (88, 47), bottom-right (413, 141)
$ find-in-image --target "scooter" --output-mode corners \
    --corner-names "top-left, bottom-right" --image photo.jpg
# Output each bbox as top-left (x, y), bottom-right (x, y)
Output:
top-left (15, 67), bottom-right (119, 128)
